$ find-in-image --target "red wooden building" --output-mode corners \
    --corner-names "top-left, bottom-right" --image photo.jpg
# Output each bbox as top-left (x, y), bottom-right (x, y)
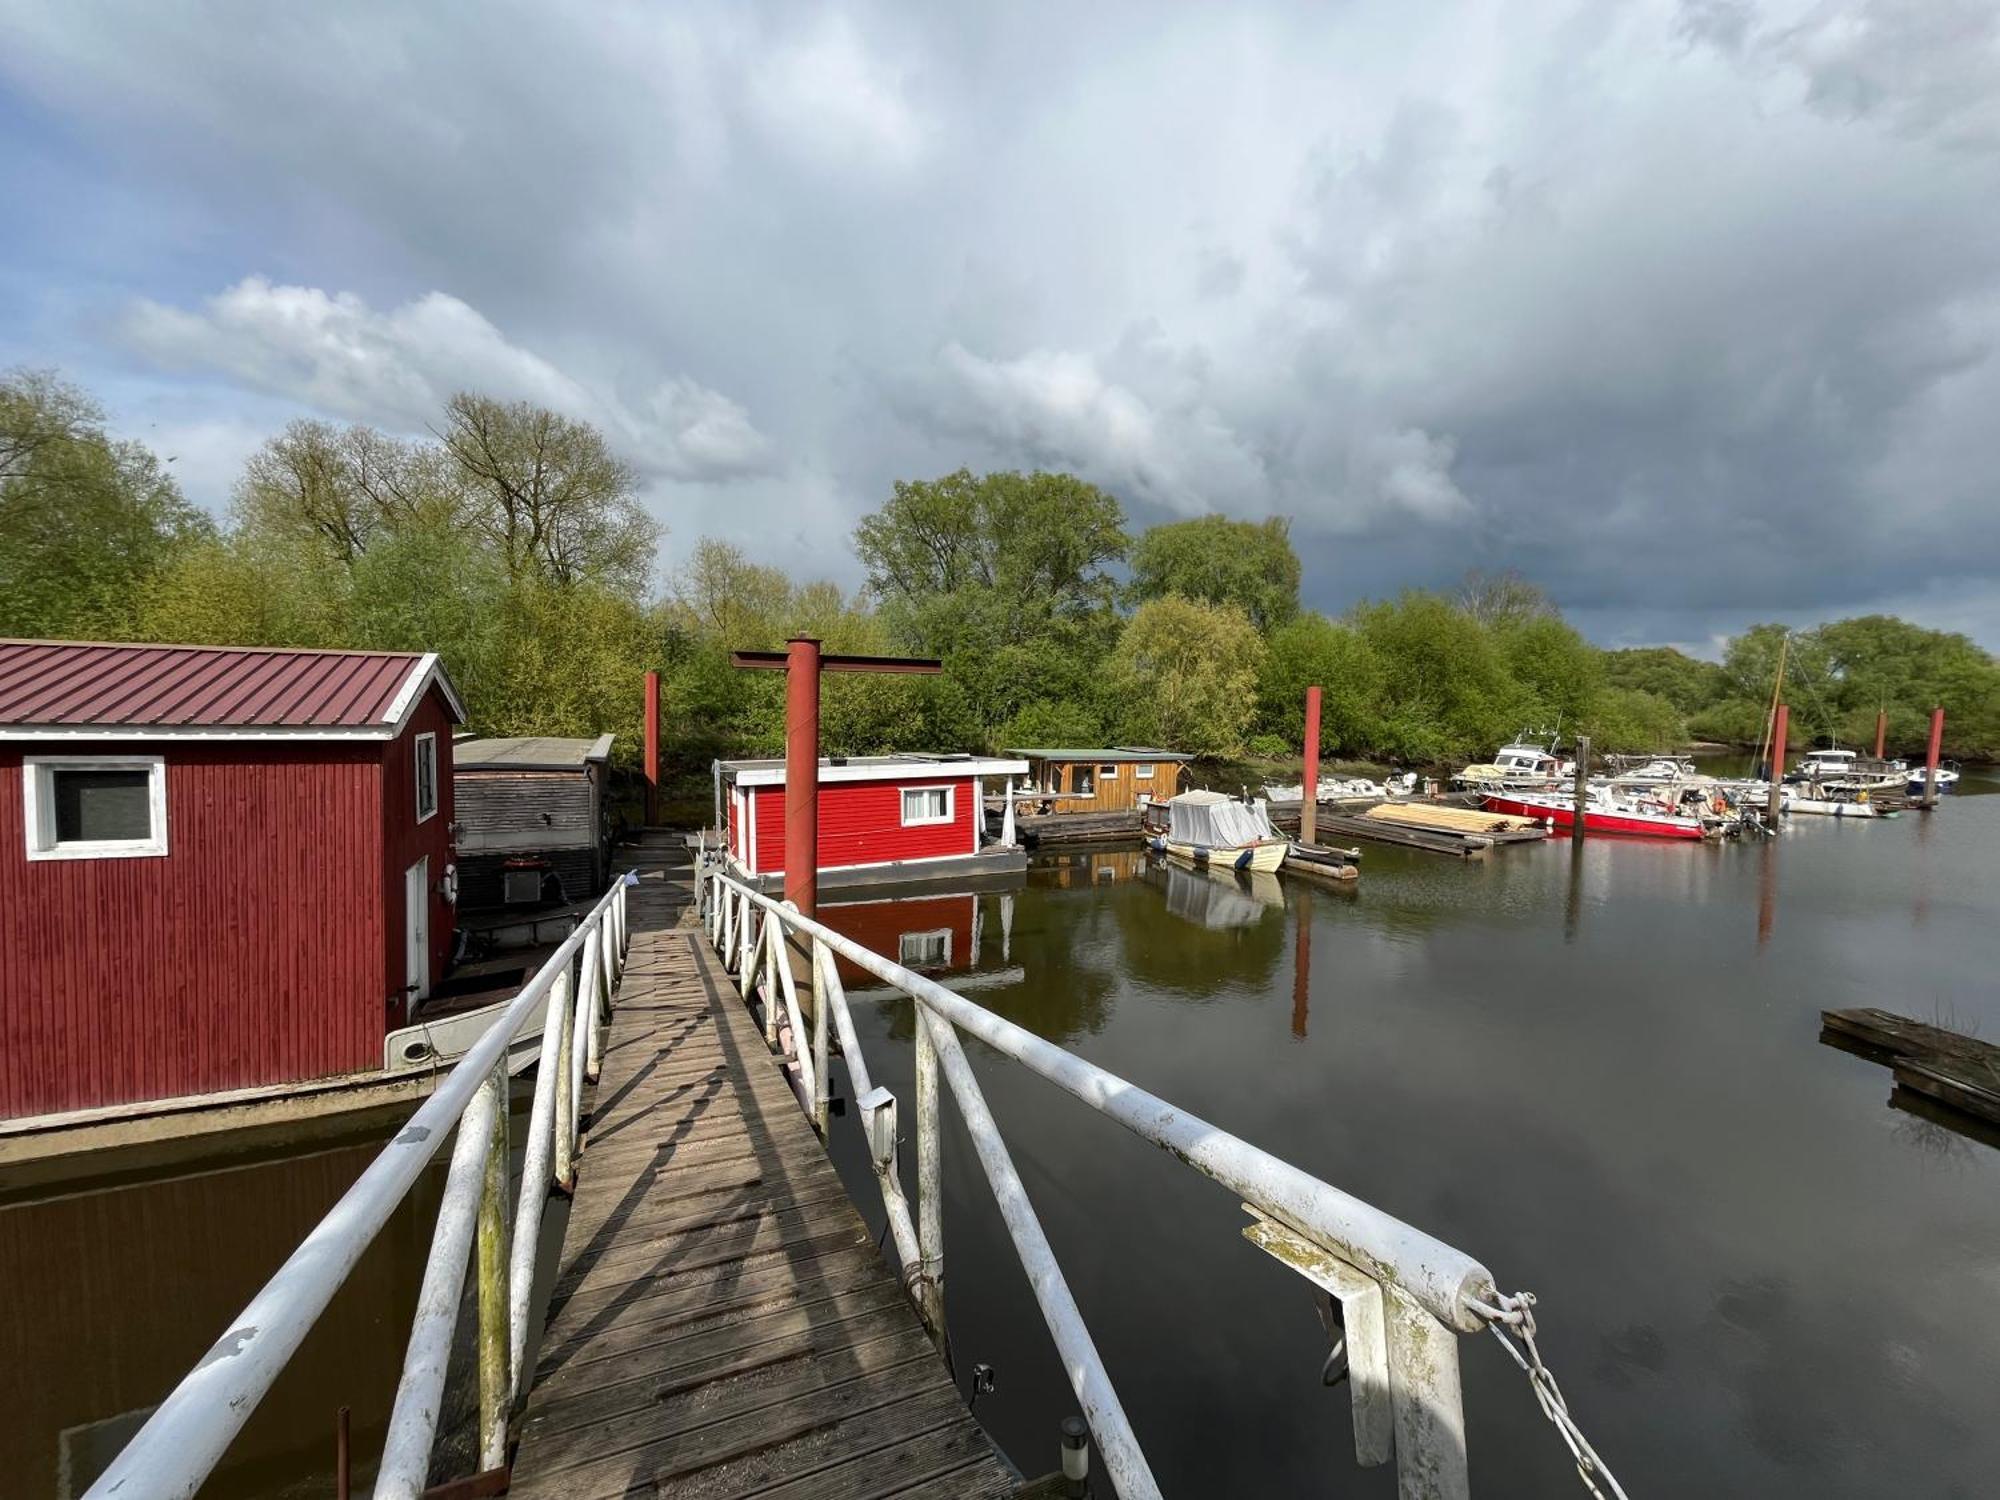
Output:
top-left (0, 640), bottom-right (467, 1121)
top-left (715, 753), bottom-right (1028, 892)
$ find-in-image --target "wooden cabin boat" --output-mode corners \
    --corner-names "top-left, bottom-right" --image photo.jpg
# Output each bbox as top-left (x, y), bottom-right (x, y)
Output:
top-left (1006, 746), bottom-right (1193, 814)
top-left (1152, 790), bottom-right (1289, 871)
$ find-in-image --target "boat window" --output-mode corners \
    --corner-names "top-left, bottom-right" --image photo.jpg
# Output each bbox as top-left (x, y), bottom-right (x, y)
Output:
top-left (901, 785), bottom-right (954, 824)
top-left (415, 732), bottom-right (439, 822)
top-left (24, 755), bottom-right (169, 860)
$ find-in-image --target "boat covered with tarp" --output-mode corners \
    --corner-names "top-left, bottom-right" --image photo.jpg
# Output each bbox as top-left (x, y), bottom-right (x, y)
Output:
top-left (1153, 790), bottom-right (1289, 872)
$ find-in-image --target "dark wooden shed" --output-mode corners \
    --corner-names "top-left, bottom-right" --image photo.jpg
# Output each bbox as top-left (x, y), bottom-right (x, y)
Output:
top-left (451, 735), bottom-right (614, 909)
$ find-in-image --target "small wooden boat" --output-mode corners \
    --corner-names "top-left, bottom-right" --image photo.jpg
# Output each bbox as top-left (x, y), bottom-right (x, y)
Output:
top-left (1153, 790), bottom-right (1289, 871)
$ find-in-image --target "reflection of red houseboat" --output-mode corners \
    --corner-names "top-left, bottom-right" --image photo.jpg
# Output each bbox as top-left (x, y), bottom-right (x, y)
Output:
top-left (818, 888), bottom-right (1025, 994)
top-left (714, 753), bottom-right (1029, 892)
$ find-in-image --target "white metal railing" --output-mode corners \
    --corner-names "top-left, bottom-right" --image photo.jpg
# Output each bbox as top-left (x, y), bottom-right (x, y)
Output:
top-left (85, 874), bottom-right (632, 1500)
top-left (702, 855), bottom-right (1529, 1500)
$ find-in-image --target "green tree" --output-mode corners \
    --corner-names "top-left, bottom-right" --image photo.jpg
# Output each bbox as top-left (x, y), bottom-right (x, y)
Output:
top-left (1601, 647), bottom-right (1728, 713)
top-left (855, 469), bottom-right (1128, 739)
top-left (1104, 596), bottom-right (1264, 757)
top-left (1496, 613), bottom-right (1601, 731)
top-left (1255, 612), bottom-right (1383, 753)
top-left (437, 392), bottom-right (657, 591)
top-left (1351, 591), bottom-right (1519, 760)
top-left (0, 369), bottom-right (214, 638)
top-left (1129, 515), bottom-right (1300, 631)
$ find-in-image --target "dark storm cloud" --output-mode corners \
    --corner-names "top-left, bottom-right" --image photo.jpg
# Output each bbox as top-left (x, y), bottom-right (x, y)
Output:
top-left (1, 0), bottom-right (1997, 645)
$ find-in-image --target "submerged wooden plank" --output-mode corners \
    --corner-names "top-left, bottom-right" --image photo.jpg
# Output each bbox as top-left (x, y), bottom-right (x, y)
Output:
top-left (510, 843), bottom-right (1014, 1500)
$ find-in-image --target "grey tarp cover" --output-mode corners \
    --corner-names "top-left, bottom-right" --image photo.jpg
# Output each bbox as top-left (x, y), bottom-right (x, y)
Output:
top-left (1165, 790), bottom-right (1277, 847)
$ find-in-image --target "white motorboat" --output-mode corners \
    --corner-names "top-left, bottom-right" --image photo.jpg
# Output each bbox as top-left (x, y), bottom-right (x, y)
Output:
top-left (1152, 790), bottom-right (1289, 872)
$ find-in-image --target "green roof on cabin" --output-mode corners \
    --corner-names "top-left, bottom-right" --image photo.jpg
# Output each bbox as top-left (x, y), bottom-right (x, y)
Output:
top-left (1004, 747), bottom-right (1193, 763)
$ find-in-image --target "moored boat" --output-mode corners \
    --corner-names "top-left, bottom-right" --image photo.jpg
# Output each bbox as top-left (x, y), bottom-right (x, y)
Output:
top-left (1153, 789), bottom-right (1289, 871)
top-left (1483, 788), bottom-right (1709, 840)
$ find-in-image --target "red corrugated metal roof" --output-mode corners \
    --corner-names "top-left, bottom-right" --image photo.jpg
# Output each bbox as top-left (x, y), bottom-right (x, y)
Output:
top-left (0, 640), bottom-right (462, 732)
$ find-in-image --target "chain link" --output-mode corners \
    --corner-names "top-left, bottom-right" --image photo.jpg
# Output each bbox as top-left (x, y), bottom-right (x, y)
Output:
top-left (1468, 1291), bottom-right (1632, 1500)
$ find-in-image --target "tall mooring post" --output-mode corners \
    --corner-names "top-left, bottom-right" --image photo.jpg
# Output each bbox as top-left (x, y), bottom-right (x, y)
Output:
top-left (1766, 704), bottom-right (1789, 821)
top-left (1301, 685), bottom-right (1322, 846)
top-left (1874, 707), bottom-right (1888, 762)
top-left (643, 669), bottom-right (662, 825)
top-left (730, 639), bottom-right (943, 917)
top-left (1922, 705), bottom-right (1945, 808)
top-left (1571, 734), bottom-right (1590, 837)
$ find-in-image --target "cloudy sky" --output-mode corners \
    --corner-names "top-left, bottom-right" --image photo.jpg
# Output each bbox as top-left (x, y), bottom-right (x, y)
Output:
top-left (2, 1), bottom-right (1997, 652)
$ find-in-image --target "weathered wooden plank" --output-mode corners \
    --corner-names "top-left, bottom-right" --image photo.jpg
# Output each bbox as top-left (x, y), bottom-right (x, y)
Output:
top-left (509, 846), bottom-right (1008, 1500)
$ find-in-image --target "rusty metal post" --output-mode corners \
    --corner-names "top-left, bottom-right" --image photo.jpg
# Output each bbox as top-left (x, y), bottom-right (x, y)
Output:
top-left (1766, 705), bottom-right (1789, 821)
top-left (335, 1406), bottom-right (350, 1500)
top-left (784, 636), bottom-right (822, 918)
top-left (1874, 707), bottom-right (1887, 761)
top-left (476, 1061), bottom-right (512, 1473)
top-left (1301, 685), bottom-right (1321, 846)
top-left (643, 669), bottom-right (661, 826)
top-left (1923, 705), bottom-right (1944, 808)
top-left (1571, 734), bottom-right (1590, 838)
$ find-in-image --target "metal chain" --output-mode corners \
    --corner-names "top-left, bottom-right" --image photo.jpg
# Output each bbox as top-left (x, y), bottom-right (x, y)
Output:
top-left (1468, 1291), bottom-right (1632, 1500)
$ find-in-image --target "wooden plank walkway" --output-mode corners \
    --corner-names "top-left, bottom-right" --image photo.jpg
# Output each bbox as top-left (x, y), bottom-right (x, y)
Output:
top-left (510, 840), bottom-right (1018, 1499)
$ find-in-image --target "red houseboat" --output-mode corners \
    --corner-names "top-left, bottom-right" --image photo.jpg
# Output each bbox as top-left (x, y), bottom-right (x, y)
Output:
top-left (714, 753), bottom-right (1030, 892)
top-left (0, 639), bottom-right (467, 1131)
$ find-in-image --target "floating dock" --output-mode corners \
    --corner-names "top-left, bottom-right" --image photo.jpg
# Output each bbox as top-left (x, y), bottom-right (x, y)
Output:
top-left (1821, 1007), bottom-right (2000, 1132)
top-left (510, 843), bottom-right (1017, 1498)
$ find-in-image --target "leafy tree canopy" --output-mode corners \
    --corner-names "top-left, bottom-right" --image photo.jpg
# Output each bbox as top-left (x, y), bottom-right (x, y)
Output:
top-left (1129, 514), bottom-right (1300, 631)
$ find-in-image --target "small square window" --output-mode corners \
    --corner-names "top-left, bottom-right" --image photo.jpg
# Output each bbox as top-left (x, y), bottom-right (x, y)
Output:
top-left (901, 786), bottom-right (953, 825)
top-left (415, 733), bottom-right (439, 822)
top-left (1135, 763), bottom-right (1155, 780)
top-left (24, 756), bottom-right (168, 860)
top-left (1098, 763), bottom-right (1119, 779)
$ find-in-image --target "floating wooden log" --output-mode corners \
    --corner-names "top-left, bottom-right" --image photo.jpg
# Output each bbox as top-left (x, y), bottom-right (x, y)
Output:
top-left (1821, 1007), bottom-right (2000, 1131)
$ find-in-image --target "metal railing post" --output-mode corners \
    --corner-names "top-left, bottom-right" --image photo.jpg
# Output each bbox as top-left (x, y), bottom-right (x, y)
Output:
top-left (552, 967), bottom-right (577, 1191)
top-left (507, 973), bottom-right (569, 1399)
top-left (810, 936), bottom-right (832, 1135)
top-left (584, 922), bottom-right (609, 1085)
top-left (915, 1002), bottom-right (945, 1331)
top-left (374, 1075), bottom-right (498, 1497)
top-left (1385, 1287), bottom-right (1470, 1500)
top-left (475, 1061), bottom-right (511, 1473)
top-left (761, 913), bottom-right (781, 1046)
top-left (569, 938), bottom-right (595, 1142)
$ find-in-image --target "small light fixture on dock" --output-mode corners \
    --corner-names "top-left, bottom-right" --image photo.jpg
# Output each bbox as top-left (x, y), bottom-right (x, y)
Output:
top-left (1061, 1414), bottom-right (1091, 1497)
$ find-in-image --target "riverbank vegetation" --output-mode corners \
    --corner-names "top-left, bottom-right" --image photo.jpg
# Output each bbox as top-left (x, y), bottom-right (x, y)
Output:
top-left (7, 367), bottom-right (1999, 772)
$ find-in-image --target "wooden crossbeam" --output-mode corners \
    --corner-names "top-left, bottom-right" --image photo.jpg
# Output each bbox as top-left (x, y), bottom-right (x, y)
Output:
top-left (729, 650), bottom-right (942, 674)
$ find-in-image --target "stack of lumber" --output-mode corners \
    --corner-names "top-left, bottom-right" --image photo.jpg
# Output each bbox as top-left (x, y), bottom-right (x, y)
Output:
top-left (1363, 803), bottom-right (1546, 837)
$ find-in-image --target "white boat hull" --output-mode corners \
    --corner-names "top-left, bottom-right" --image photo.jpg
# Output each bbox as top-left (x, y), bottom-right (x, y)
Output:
top-left (1163, 838), bottom-right (1288, 873)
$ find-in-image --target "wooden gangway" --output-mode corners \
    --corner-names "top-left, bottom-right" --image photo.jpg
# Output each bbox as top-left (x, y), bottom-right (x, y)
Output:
top-left (510, 840), bottom-right (1018, 1498)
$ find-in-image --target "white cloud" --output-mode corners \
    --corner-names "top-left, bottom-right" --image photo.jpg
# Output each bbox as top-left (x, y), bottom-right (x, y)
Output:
top-left (747, 13), bottom-right (930, 171)
top-left (121, 278), bottom-right (775, 482)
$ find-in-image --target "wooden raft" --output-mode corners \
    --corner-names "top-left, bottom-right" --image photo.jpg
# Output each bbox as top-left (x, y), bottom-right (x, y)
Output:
top-left (1821, 1008), bottom-right (2000, 1129)
top-left (510, 845), bottom-right (1017, 1499)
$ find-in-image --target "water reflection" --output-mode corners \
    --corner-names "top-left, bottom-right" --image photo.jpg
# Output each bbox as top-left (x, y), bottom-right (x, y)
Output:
top-left (820, 794), bottom-right (2000, 1496)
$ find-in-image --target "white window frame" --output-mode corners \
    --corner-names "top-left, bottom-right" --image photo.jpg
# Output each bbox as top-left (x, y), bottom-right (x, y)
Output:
top-left (899, 928), bottom-right (953, 968)
top-left (900, 784), bottom-right (956, 826)
top-left (1135, 763), bottom-right (1156, 780)
top-left (23, 754), bottom-right (170, 861)
top-left (1098, 763), bottom-right (1120, 780)
top-left (414, 732), bottom-right (439, 823)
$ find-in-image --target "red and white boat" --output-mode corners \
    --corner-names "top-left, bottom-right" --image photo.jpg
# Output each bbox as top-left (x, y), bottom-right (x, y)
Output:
top-left (1482, 788), bottom-right (1709, 840)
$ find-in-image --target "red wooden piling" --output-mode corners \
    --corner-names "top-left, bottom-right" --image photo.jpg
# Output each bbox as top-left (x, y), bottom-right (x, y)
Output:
top-left (784, 637), bottom-right (823, 916)
top-left (1923, 705), bottom-right (1944, 808)
top-left (1766, 703), bottom-right (1789, 821)
top-left (1873, 708), bottom-right (1887, 762)
top-left (1301, 685), bottom-right (1322, 846)
top-left (643, 670), bottom-right (661, 825)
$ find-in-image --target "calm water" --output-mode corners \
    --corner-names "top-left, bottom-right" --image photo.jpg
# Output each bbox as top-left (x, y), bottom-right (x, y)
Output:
top-left (822, 773), bottom-right (2000, 1497)
top-left (13, 780), bottom-right (1997, 1497)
